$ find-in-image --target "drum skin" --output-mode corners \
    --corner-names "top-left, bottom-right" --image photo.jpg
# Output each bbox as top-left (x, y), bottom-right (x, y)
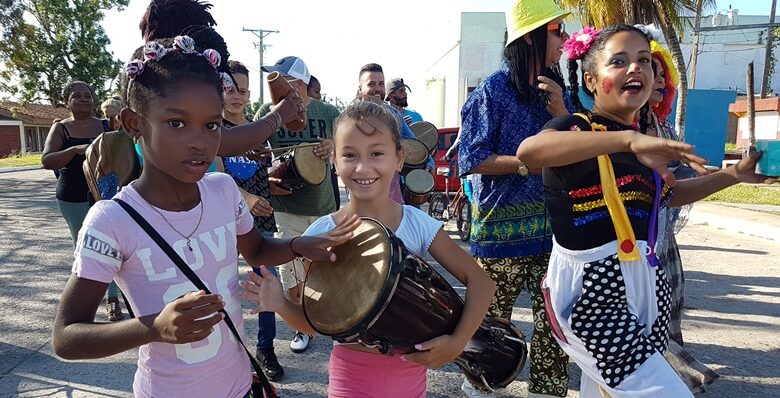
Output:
top-left (303, 218), bottom-right (527, 392)
top-left (401, 139), bottom-right (428, 175)
top-left (402, 169), bottom-right (434, 205)
top-left (410, 121), bottom-right (439, 156)
top-left (268, 146), bottom-right (326, 191)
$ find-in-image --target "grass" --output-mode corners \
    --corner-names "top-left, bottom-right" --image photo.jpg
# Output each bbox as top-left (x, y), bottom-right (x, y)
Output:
top-left (704, 183), bottom-right (780, 206)
top-left (0, 153), bottom-right (42, 168)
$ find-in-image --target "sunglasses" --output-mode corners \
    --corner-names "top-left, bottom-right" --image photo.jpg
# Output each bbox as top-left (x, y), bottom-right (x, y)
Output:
top-left (547, 22), bottom-right (566, 37)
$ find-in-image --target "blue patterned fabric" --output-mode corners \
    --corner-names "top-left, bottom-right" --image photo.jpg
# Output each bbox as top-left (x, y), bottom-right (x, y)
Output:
top-left (458, 62), bottom-right (573, 258)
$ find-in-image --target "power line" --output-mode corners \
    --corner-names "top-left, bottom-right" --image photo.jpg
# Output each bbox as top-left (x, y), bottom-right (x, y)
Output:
top-left (242, 28), bottom-right (279, 104)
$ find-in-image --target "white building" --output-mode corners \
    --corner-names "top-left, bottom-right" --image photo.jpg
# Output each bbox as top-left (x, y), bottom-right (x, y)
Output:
top-left (423, 10), bottom-right (779, 128)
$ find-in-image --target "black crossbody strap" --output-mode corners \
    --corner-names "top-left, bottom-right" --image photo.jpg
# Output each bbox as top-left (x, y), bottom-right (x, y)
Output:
top-left (113, 198), bottom-right (277, 398)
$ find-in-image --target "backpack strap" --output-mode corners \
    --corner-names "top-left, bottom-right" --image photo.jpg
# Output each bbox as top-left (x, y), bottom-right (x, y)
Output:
top-left (572, 113), bottom-right (640, 262)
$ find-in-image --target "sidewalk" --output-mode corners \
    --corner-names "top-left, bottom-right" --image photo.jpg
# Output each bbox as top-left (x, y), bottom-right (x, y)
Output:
top-left (689, 201), bottom-right (780, 241)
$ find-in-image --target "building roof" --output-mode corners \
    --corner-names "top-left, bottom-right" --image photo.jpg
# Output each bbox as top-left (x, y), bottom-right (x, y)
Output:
top-left (0, 101), bottom-right (70, 125)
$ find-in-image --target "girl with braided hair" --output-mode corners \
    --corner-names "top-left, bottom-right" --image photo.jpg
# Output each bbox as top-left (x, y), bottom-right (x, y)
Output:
top-left (53, 37), bottom-right (358, 397)
top-left (518, 24), bottom-right (767, 397)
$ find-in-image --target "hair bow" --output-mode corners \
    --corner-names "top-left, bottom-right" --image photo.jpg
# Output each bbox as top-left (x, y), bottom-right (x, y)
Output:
top-left (173, 35), bottom-right (196, 54)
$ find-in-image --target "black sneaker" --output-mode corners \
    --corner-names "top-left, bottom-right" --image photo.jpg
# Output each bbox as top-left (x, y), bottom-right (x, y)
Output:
top-left (256, 348), bottom-right (284, 381)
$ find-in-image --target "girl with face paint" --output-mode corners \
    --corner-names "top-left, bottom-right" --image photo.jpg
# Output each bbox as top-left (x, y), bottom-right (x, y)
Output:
top-left (517, 24), bottom-right (768, 397)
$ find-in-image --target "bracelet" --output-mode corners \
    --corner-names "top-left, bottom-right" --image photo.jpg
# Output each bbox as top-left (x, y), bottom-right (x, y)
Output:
top-left (262, 112), bottom-right (281, 131)
top-left (289, 236), bottom-right (302, 258)
top-left (260, 116), bottom-right (277, 132)
top-left (268, 111), bottom-right (282, 130)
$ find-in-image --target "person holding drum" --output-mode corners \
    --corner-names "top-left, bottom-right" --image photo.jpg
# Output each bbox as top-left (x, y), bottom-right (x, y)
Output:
top-left (457, 0), bottom-right (574, 396)
top-left (385, 77), bottom-right (423, 124)
top-left (241, 99), bottom-right (496, 398)
top-left (357, 63), bottom-right (434, 204)
top-left (254, 56), bottom-right (339, 354)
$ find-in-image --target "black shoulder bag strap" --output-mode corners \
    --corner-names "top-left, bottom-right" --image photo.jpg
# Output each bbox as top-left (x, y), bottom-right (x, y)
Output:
top-left (113, 198), bottom-right (278, 398)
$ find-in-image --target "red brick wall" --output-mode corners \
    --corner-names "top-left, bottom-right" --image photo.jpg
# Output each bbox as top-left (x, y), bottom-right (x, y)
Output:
top-left (0, 125), bottom-right (22, 157)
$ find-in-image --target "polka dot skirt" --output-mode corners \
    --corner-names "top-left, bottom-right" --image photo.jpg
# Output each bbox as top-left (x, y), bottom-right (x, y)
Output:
top-left (569, 254), bottom-right (672, 388)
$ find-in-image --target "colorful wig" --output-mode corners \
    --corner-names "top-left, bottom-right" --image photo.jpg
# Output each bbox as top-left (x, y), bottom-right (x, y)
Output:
top-left (650, 40), bottom-right (679, 121)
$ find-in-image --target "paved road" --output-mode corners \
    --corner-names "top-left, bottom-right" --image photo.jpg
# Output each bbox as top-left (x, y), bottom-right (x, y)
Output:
top-left (1, 169), bottom-right (778, 397)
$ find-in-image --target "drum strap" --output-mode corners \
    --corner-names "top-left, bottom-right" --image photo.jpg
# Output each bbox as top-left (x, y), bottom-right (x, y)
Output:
top-left (113, 198), bottom-right (279, 398)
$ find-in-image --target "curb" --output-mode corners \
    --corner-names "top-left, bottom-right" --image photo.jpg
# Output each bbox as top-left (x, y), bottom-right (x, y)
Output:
top-left (688, 202), bottom-right (780, 241)
top-left (0, 165), bottom-right (43, 174)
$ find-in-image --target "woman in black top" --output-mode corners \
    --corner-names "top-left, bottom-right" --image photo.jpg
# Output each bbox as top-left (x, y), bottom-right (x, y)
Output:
top-left (517, 25), bottom-right (766, 397)
top-left (42, 81), bottom-right (105, 244)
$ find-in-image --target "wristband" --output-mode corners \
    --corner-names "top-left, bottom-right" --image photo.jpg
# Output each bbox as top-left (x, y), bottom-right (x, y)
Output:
top-left (289, 236), bottom-right (302, 258)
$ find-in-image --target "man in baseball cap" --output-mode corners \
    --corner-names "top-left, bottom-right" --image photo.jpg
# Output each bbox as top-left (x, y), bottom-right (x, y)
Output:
top-left (262, 56), bottom-right (311, 85)
top-left (385, 78), bottom-right (423, 124)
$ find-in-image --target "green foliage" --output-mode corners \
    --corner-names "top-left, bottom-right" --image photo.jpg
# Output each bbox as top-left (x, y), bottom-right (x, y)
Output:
top-left (320, 93), bottom-right (347, 113)
top-left (245, 100), bottom-right (261, 121)
top-left (0, 0), bottom-right (129, 106)
top-left (705, 184), bottom-right (780, 206)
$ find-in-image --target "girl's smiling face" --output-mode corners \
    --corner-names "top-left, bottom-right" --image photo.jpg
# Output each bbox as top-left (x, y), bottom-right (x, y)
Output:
top-left (333, 117), bottom-right (403, 203)
top-left (132, 81), bottom-right (223, 184)
top-left (584, 31), bottom-right (654, 117)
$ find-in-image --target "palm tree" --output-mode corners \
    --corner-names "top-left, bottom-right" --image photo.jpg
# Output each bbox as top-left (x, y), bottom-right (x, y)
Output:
top-left (556, 0), bottom-right (716, 138)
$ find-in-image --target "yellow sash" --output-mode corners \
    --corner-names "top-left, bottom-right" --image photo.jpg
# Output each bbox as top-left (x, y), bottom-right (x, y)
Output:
top-left (573, 113), bottom-right (640, 261)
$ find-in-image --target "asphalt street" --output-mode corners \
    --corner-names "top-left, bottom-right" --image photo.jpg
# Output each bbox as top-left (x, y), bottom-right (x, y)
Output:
top-left (1, 169), bottom-right (778, 397)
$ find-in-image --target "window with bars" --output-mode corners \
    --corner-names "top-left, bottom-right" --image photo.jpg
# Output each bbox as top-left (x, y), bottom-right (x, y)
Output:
top-left (24, 126), bottom-right (48, 152)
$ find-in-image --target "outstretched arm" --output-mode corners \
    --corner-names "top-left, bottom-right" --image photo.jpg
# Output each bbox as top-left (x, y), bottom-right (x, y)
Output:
top-left (669, 152), bottom-right (770, 207)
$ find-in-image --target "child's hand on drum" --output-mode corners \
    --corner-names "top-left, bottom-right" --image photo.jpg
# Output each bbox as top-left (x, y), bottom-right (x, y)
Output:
top-left (240, 267), bottom-right (285, 314)
top-left (246, 194), bottom-right (273, 217)
top-left (268, 177), bottom-right (293, 196)
top-left (291, 214), bottom-right (361, 262)
top-left (402, 334), bottom-right (466, 369)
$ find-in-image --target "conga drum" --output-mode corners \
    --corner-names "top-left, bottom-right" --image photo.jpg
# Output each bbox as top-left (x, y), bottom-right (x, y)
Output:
top-left (303, 218), bottom-right (527, 392)
top-left (268, 146), bottom-right (326, 191)
top-left (402, 169), bottom-right (434, 205)
top-left (401, 138), bottom-right (428, 175)
top-left (410, 121), bottom-right (439, 156)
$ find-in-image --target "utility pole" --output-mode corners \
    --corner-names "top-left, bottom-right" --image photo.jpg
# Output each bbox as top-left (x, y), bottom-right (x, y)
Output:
top-left (242, 27), bottom-right (279, 104)
top-left (747, 62), bottom-right (756, 152)
top-left (760, 0), bottom-right (777, 98)
top-left (689, 0), bottom-right (705, 88)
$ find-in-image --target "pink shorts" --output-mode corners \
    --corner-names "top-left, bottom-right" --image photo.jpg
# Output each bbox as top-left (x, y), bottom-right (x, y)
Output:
top-left (328, 345), bottom-right (426, 398)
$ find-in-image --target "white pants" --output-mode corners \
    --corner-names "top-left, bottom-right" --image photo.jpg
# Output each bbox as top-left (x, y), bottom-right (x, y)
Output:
top-left (542, 239), bottom-right (691, 398)
top-left (274, 212), bottom-right (321, 290)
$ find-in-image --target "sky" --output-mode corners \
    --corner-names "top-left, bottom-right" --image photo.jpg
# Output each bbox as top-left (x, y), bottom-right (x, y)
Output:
top-left (94, 0), bottom-right (780, 107)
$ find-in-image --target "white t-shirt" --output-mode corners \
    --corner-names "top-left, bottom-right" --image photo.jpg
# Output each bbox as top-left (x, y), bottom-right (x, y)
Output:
top-left (303, 205), bottom-right (443, 257)
top-left (72, 173), bottom-right (254, 398)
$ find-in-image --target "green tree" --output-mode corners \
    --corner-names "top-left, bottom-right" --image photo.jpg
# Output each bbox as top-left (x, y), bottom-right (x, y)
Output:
top-left (320, 93), bottom-right (347, 113)
top-left (0, 0), bottom-right (128, 106)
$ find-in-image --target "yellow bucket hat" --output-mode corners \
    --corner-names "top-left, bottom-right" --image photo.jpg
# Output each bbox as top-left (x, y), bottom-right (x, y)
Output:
top-left (505, 0), bottom-right (571, 47)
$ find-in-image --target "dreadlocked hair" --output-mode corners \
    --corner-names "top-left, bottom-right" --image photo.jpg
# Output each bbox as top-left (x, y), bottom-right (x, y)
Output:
top-left (120, 27), bottom-right (230, 104)
top-left (180, 25), bottom-right (230, 73)
top-left (139, 0), bottom-right (216, 41)
top-left (567, 24), bottom-right (652, 114)
top-left (504, 26), bottom-right (564, 104)
top-left (126, 50), bottom-right (223, 113)
top-left (336, 98), bottom-right (401, 152)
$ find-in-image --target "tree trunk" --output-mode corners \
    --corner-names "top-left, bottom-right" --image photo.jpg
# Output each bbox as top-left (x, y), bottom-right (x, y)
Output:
top-left (654, 0), bottom-right (689, 141)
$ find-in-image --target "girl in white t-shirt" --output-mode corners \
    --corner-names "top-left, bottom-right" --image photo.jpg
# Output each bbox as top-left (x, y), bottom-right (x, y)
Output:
top-left (51, 37), bottom-right (358, 398)
top-left (240, 99), bottom-right (496, 397)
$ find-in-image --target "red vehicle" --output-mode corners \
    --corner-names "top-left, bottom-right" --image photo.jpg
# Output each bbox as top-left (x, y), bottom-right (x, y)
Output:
top-left (433, 127), bottom-right (461, 192)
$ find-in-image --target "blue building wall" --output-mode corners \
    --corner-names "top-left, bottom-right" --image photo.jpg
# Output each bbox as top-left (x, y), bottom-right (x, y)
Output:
top-left (577, 89), bottom-right (737, 167)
